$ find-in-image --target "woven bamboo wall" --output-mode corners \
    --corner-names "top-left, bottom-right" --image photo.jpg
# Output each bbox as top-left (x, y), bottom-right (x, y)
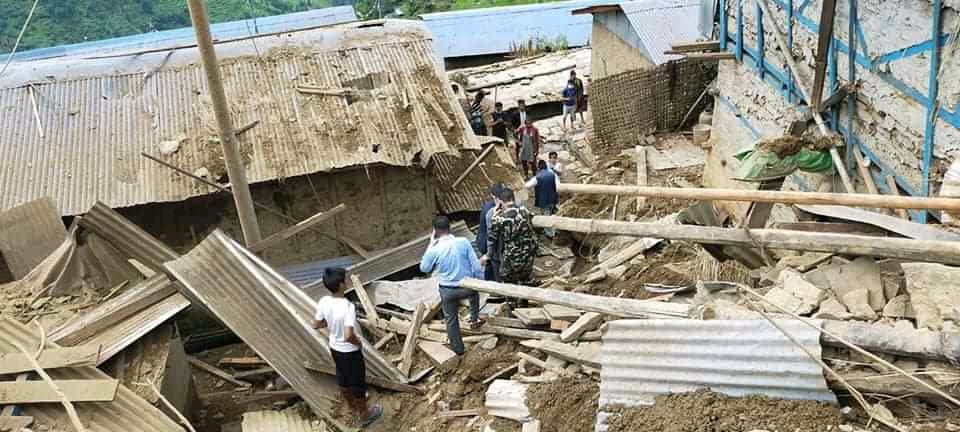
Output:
top-left (592, 59), bottom-right (716, 149)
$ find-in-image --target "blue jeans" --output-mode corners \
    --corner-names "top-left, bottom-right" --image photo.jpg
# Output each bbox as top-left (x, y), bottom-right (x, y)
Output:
top-left (439, 286), bottom-right (481, 355)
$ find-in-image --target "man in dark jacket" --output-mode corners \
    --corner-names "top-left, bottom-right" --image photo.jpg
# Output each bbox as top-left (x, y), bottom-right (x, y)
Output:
top-left (524, 160), bottom-right (559, 239)
top-left (476, 182), bottom-right (504, 281)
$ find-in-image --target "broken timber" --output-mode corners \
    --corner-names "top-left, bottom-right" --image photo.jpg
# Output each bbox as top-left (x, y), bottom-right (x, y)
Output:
top-left (0, 345), bottom-right (101, 375)
top-left (534, 216), bottom-right (960, 265)
top-left (303, 361), bottom-right (423, 394)
top-left (557, 183), bottom-right (960, 211)
top-left (187, 356), bottom-right (252, 388)
top-left (0, 380), bottom-right (119, 404)
top-left (668, 40), bottom-right (721, 52)
top-left (400, 303), bottom-right (427, 376)
top-left (560, 312), bottom-right (603, 343)
top-left (461, 278), bottom-right (690, 319)
top-left (452, 142), bottom-right (499, 189)
top-left (247, 204), bottom-right (347, 252)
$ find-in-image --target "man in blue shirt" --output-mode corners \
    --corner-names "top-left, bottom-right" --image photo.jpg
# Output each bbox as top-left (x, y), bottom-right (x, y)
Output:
top-left (476, 183), bottom-right (505, 281)
top-left (420, 216), bottom-right (484, 355)
top-left (525, 160), bottom-right (559, 239)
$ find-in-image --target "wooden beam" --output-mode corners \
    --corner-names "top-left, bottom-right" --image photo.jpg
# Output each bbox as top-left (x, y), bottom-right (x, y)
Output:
top-left (513, 308), bottom-right (550, 326)
top-left (452, 144), bottom-right (499, 189)
top-left (479, 325), bottom-right (561, 341)
top-left (769, 222), bottom-right (885, 236)
top-left (418, 341), bottom-right (457, 368)
top-left (461, 278), bottom-right (691, 319)
top-left (534, 215), bottom-right (960, 265)
top-left (810, 0), bottom-right (838, 111)
top-left (560, 312), bottom-right (603, 343)
top-left (232, 367), bottom-right (276, 381)
top-left (351, 275), bottom-right (380, 324)
top-left (437, 408), bottom-right (486, 418)
top-left (0, 345), bottom-right (102, 375)
top-left (49, 274), bottom-right (176, 346)
top-left (669, 40), bottom-right (721, 52)
top-left (483, 362), bottom-right (520, 385)
top-left (187, 356), bottom-right (252, 388)
top-left (303, 361), bottom-right (423, 394)
top-left (217, 357), bottom-right (268, 369)
top-left (884, 176), bottom-right (912, 220)
top-left (339, 236), bottom-right (372, 259)
top-left (0, 416), bottom-right (33, 430)
top-left (521, 340), bottom-right (601, 369)
top-left (248, 204), bottom-right (347, 252)
top-left (400, 303), bottom-right (427, 376)
top-left (681, 51), bottom-right (736, 60)
top-left (558, 183), bottom-right (960, 211)
top-left (635, 146), bottom-right (648, 211)
top-left (0, 380), bottom-right (119, 404)
top-left (517, 352), bottom-right (576, 377)
top-left (487, 316), bottom-right (527, 328)
top-left (542, 305), bottom-right (581, 321)
top-left (373, 333), bottom-right (395, 350)
top-left (852, 146), bottom-right (887, 214)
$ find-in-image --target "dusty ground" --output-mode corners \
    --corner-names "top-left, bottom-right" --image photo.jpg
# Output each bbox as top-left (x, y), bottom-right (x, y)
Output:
top-left (527, 377), bottom-right (600, 432)
top-left (604, 390), bottom-right (842, 432)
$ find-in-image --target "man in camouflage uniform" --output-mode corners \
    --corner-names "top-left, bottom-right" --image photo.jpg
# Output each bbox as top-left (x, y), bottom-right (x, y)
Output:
top-left (487, 188), bottom-right (538, 293)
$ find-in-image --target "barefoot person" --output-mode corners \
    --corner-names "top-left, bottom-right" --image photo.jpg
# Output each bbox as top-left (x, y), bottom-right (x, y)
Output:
top-left (313, 268), bottom-right (383, 428)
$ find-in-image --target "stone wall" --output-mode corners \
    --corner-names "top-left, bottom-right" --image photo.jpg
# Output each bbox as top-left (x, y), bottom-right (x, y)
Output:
top-left (707, 0), bottom-right (960, 212)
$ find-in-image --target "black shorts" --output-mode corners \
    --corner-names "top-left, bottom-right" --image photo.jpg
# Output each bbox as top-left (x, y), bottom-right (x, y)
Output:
top-left (330, 348), bottom-right (367, 396)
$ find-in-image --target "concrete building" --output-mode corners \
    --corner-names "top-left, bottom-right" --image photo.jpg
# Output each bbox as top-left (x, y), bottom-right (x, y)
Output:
top-left (573, 0), bottom-right (702, 79)
top-left (705, 0), bottom-right (960, 223)
top-left (0, 20), bottom-right (519, 271)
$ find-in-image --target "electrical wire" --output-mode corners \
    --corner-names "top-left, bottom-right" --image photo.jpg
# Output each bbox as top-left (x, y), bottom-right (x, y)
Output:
top-left (0, 0), bottom-right (41, 78)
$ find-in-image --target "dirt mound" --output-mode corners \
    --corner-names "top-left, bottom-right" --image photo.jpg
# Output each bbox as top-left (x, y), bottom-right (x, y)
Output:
top-left (527, 377), bottom-right (600, 432)
top-left (759, 135), bottom-right (836, 158)
top-left (605, 389), bottom-right (841, 432)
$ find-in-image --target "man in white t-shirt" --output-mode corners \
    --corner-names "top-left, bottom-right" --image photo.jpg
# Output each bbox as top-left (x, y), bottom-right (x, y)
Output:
top-left (313, 267), bottom-right (383, 428)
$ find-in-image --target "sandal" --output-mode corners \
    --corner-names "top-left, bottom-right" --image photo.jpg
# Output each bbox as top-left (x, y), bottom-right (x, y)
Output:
top-left (360, 404), bottom-right (383, 428)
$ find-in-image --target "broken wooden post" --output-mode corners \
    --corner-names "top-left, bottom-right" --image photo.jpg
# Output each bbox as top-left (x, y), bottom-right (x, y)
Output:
top-left (351, 274), bottom-right (381, 325)
top-left (557, 183), bottom-right (960, 211)
top-left (400, 303), bottom-right (427, 376)
top-left (635, 146), bottom-right (647, 211)
top-left (560, 312), bottom-right (603, 343)
top-left (187, 356), bottom-right (252, 388)
top-left (534, 216), bottom-right (960, 265)
top-left (248, 204), bottom-right (346, 252)
top-left (516, 352), bottom-right (576, 377)
top-left (452, 142), bottom-right (499, 189)
top-left (884, 176), bottom-right (912, 220)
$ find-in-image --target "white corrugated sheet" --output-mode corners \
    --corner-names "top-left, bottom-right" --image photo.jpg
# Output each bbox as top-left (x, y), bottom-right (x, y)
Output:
top-left (242, 405), bottom-right (323, 432)
top-left (620, 0), bottom-right (701, 66)
top-left (485, 379), bottom-right (531, 422)
top-left (600, 319), bottom-right (836, 405)
top-left (0, 20), bottom-right (477, 216)
top-left (0, 317), bottom-right (184, 432)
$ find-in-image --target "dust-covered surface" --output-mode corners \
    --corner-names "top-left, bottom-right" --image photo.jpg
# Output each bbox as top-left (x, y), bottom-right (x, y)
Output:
top-left (758, 135), bottom-right (837, 158)
top-left (527, 377), bottom-right (601, 432)
top-left (604, 390), bottom-right (842, 432)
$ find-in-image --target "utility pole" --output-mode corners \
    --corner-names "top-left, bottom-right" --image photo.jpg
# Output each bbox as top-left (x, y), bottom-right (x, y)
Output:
top-left (187, 0), bottom-right (262, 245)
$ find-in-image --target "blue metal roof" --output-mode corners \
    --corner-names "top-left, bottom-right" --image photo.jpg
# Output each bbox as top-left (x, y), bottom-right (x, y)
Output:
top-left (421, 0), bottom-right (613, 58)
top-left (7, 6), bottom-right (357, 62)
top-left (279, 255), bottom-right (361, 288)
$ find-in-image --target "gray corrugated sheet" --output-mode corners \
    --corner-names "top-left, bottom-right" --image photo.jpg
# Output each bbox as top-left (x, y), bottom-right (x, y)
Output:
top-left (242, 405), bottom-right (323, 432)
top-left (422, 0), bottom-right (612, 58)
top-left (8, 7), bottom-right (357, 62)
top-left (432, 144), bottom-right (523, 213)
top-left (78, 202), bottom-right (180, 275)
top-left (0, 197), bottom-right (66, 279)
top-left (619, 0), bottom-right (701, 65)
top-left (0, 316), bottom-right (184, 432)
top-left (485, 379), bottom-right (531, 422)
top-left (0, 20), bottom-right (477, 216)
top-left (279, 255), bottom-right (361, 288)
top-left (166, 229), bottom-right (407, 419)
top-left (599, 319), bottom-right (836, 408)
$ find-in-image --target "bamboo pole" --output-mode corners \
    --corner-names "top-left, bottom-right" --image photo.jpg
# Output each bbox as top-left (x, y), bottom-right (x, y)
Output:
top-left (557, 183), bottom-right (960, 211)
top-left (534, 215), bottom-right (960, 265)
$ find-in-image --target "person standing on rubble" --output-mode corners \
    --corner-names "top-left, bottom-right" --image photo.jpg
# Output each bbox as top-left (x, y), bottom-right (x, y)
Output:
top-left (477, 183), bottom-right (505, 281)
top-left (561, 79), bottom-right (577, 131)
top-left (524, 160), bottom-right (559, 240)
top-left (420, 216), bottom-right (485, 356)
top-left (469, 91), bottom-right (488, 136)
top-left (312, 268), bottom-right (383, 428)
top-left (511, 99), bottom-right (529, 163)
top-left (516, 118), bottom-right (541, 179)
top-left (570, 70), bottom-right (586, 126)
top-left (491, 102), bottom-right (509, 142)
top-left (487, 188), bottom-right (538, 308)
top-left (547, 151), bottom-right (564, 177)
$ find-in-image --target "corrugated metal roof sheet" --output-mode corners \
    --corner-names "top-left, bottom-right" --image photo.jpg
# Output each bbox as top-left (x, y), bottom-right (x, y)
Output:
top-left (0, 316), bottom-right (184, 432)
top-left (0, 197), bottom-right (66, 279)
top-left (166, 229), bottom-right (408, 420)
top-left (432, 143), bottom-right (524, 213)
top-left (8, 7), bottom-right (357, 62)
top-left (78, 202), bottom-right (180, 276)
top-left (599, 319), bottom-right (836, 408)
top-left (0, 21), bottom-right (477, 216)
top-left (242, 405), bottom-right (324, 432)
top-left (422, 0), bottom-right (613, 58)
top-left (619, 0), bottom-right (701, 65)
top-left (485, 379), bottom-right (531, 422)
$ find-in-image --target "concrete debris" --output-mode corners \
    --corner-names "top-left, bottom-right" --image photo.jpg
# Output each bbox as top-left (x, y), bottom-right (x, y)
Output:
top-left (813, 296), bottom-right (852, 320)
top-left (902, 262), bottom-right (960, 330)
top-left (762, 284), bottom-right (811, 315)
top-left (882, 294), bottom-right (916, 319)
top-left (839, 289), bottom-right (877, 321)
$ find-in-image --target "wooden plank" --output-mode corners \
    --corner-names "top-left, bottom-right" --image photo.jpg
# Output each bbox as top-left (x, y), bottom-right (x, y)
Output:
top-left (232, 367), bottom-right (276, 381)
top-left (0, 379), bottom-right (119, 404)
top-left (636, 146), bottom-right (648, 211)
top-left (487, 316), bottom-right (526, 328)
top-left (549, 320), bottom-right (571, 331)
top-left (534, 215), bottom-right (960, 266)
top-left (373, 333), bottom-right (395, 350)
top-left (462, 278), bottom-right (690, 319)
top-left (452, 143), bottom-right (499, 189)
top-left (517, 352), bottom-right (576, 377)
top-left (669, 40), bottom-right (721, 52)
top-left (437, 408), bottom-right (485, 418)
top-left (417, 341), bottom-right (457, 368)
top-left (187, 356), bottom-right (252, 388)
top-left (852, 146), bottom-right (886, 215)
top-left (303, 361), bottom-right (423, 394)
top-left (681, 52), bottom-right (736, 60)
top-left (479, 325), bottom-right (560, 341)
top-left (483, 362), bottom-right (520, 385)
top-left (810, 0), bottom-right (837, 110)
top-left (248, 204), bottom-right (347, 252)
top-left (0, 375), bottom-right (27, 416)
top-left (338, 236), bottom-right (372, 259)
top-left (558, 183), bottom-right (960, 211)
top-left (351, 275), bottom-right (380, 324)
top-left (0, 345), bottom-right (101, 375)
top-left (0, 416), bottom-right (33, 430)
top-left (400, 303), bottom-right (427, 376)
top-left (560, 312), bottom-right (603, 343)
top-left (520, 340), bottom-right (601, 369)
top-left (542, 304), bottom-right (582, 321)
top-left (218, 357), bottom-right (268, 369)
top-left (769, 222), bottom-right (886, 236)
top-left (794, 204), bottom-right (960, 241)
top-left (884, 176), bottom-right (912, 220)
top-left (512, 308), bottom-right (549, 326)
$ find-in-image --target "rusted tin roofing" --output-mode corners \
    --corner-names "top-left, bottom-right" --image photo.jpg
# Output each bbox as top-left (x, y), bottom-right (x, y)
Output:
top-left (0, 20), bottom-right (478, 216)
top-left (166, 230), bottom-right (407, 420)
top-left (431, 142), bottom-right (523, 213)
top-left (0, 316), bottom-right (184, 432)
